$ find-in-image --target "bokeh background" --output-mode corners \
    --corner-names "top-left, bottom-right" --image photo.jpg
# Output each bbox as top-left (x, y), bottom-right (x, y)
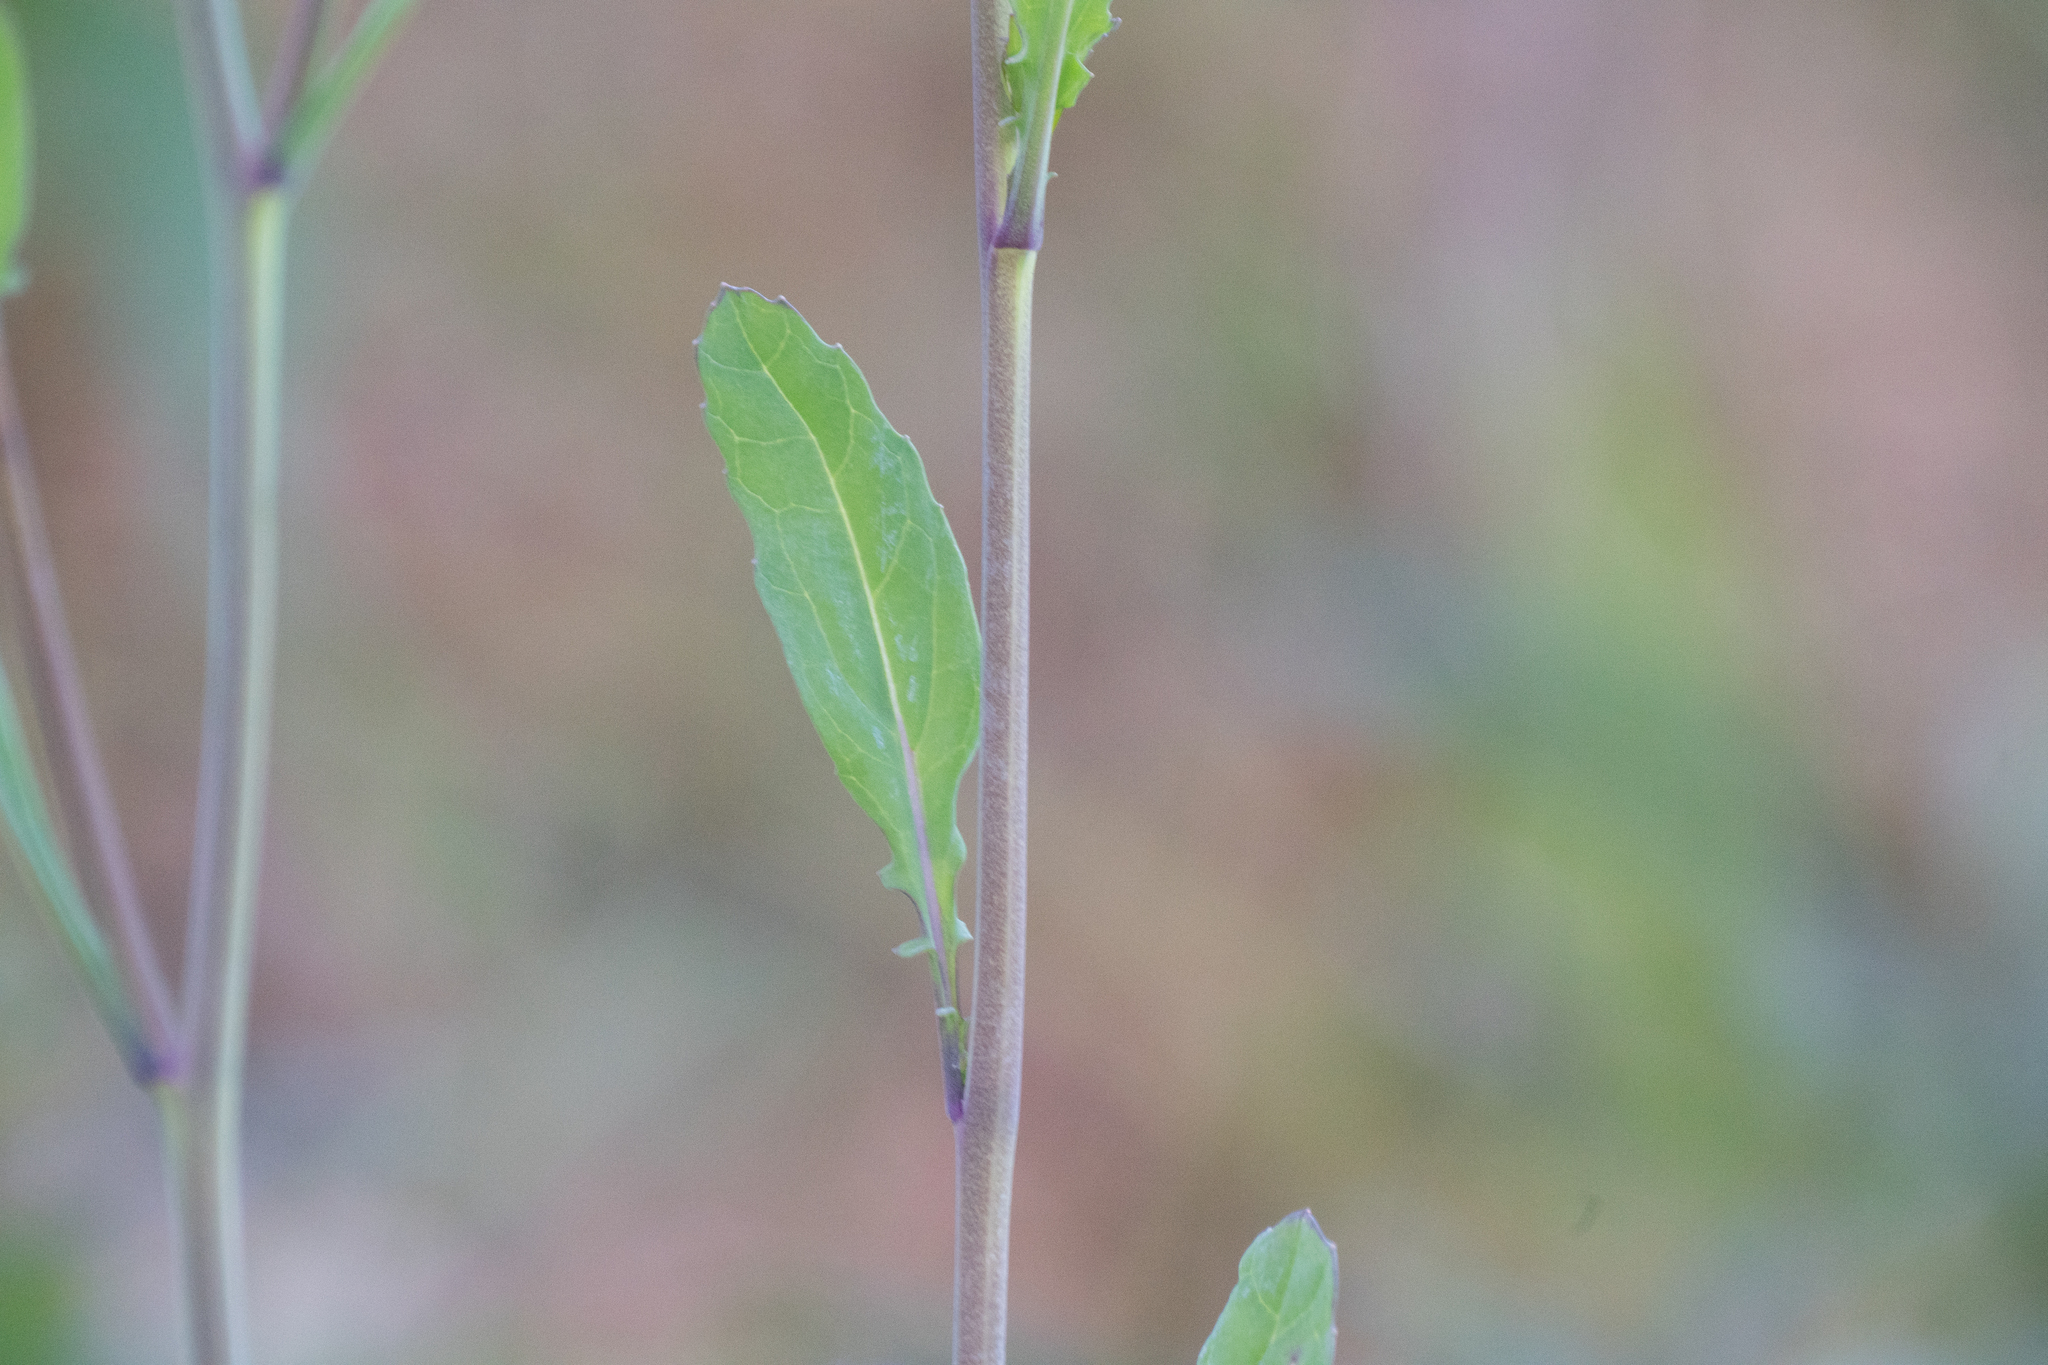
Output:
top-left (1, 0), bottom-right (2047, 1361)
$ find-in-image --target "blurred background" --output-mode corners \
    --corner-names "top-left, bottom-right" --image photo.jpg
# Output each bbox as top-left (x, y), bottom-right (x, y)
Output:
top-left (1, 0), bottom-right (2047, 1361)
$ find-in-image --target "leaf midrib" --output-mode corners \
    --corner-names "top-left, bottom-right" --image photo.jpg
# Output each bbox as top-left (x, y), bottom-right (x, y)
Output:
top-left (1251, 1231), bottom-right (1308, 1365)
top-left (734, 305), bottom-right (949, 967)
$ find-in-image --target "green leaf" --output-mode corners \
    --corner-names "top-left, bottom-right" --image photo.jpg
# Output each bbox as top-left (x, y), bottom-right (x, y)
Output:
top-left (1197, 1211), bottom-right (1339, 1365)
top-left (696, 286), bottom-right (981, 1009)
top-left (0, 1234), bottom-right (79, 1365)
top-left (1005, 0), bottom-right (1116, 122)
top-left (0, 4), bottom-right (33, 293)
top-left (997, 0), bottom-right (1117, 247)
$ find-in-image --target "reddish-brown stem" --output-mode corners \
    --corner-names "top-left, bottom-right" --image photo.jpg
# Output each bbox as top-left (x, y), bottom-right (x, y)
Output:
top-left (956, 4), bottom-right (1036, 1363)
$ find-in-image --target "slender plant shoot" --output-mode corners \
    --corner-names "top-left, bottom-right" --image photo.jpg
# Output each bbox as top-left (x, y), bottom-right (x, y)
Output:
top-left (278, 0), bottom-right (425, 180)
top-left (995, 0), bottom-right (1117, 250)
top-left (0, 3), bottom-right (181, 1085)
top-left (1197, 1211), bottom-right (1341, 1365)
top-left (698, 286), bottom-right (982, 1118)
top-left (0, 1), bottom-right (419, 1360)
top-left (169, 3), bottom-right (421, 1357)
top-left (0, 651), bottom-right (148, 1069)
top-left (957, 3), bottom-right (1113, 1364)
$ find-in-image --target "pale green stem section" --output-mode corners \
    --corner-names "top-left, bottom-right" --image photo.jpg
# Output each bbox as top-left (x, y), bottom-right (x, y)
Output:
top-left (956, 246), bottom-right (1036, 1365)
top-left (169, 186), bottom-right (290, 1365)
top-left (166, 4), bottom-right (265, 1359)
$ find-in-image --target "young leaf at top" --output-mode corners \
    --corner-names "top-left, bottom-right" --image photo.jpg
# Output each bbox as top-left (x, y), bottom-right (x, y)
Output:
top-left (1197, 1210), bottom-right (1339, 1365)
top-left (0, 3), bottom-right (32, 293)
top-left (997, 0), bottom-right (1117, 248)
top-left (697, 287), bottom-right (981, 1116)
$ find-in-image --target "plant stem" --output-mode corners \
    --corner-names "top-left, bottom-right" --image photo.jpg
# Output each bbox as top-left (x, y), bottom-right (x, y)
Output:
top-left (957, 245), bottom-right (1034, 1365)
top-left (260, 0), bottom-right (330, 158)
top-left (970, 0), bottom-right (1010, 251)
top-left (165, 4), bottom-right (271, 1357)
top-left (0, 320), bottom-right (180, 1082)
top-left (174, 0), bottom-right (263, 181)
top-left (170, 184), bottom-right (290, 1365)
top-left (278, 0), bottom-right (424, 180)
top-left (958, 5), bottom-right (1035, 1360)
top-left (156, 1080), bottom-right (242, 1365)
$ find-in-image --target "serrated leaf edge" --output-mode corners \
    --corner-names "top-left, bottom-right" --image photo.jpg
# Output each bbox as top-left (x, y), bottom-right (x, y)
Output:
top-left (697, 287), bottom-right (977, 998)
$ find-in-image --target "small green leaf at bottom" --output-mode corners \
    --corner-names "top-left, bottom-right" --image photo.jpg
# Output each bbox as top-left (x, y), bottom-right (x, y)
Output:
top-left (1196, 1210), bottom-right (1338, 1365)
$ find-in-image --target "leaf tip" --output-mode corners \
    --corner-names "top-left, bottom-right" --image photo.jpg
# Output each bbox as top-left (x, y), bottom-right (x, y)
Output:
top-left (708, 282), bottom-right (769, 318)
top-left (1282, 1208), bottom-right (1336, 1253)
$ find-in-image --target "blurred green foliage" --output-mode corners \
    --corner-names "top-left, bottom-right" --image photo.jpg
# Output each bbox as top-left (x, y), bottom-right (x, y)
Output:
top-left (0, 3), bottom-right (32, 290)
top-left (0, 1234), bottom-right (78, 1365)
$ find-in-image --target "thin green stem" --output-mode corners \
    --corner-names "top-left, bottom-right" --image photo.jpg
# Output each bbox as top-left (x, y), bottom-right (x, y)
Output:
top-left (0, 318), bottom-right (179, 1082)
top-left (158, 1080), bottom-right (244, 1365)
top-left (165, 5), bottom-right (267, 1361)
top-left (278, 0), bottom-right (423, 181)
top-left (161, 0), bottom-right (404, 1352)
top-left (260, 0), bottom-right (330, 157)
top-left (170, 185), bottom-right (290, 1365)
top-left (0, 646), bottom-right (145, 1073)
